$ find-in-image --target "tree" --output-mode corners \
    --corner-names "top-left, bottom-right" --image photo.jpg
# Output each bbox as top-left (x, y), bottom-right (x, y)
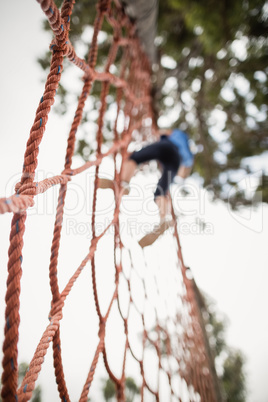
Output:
top-left (101, 377), bottom-right (139, 402)
top-left (102, 378), bottom-right (116, 401)
top-left (221, 349), bottom-right (247, 402)
top-left (200, 291), bottom-right (247, 402)
top-left (144, 278), bottom-right (247, 402)
top-left (37, 0), bottom-right (268, 207)
top-left (154, 0), bottom-right (268, 207)
top-left (125, 377), bottom-right (139, 402)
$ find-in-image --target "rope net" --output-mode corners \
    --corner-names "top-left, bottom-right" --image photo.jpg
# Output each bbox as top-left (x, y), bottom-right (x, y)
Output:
top-left (0, 1), bottom-right (221, 401)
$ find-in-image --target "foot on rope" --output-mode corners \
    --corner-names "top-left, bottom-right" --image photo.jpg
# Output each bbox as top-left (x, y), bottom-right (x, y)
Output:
top-left (138, 218), bottom-right (173, 248)
top-left (98, 178), bottom-right (130, 196)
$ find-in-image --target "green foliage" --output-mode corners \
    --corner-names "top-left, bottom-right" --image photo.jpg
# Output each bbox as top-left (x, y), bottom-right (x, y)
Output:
top-left (125, 377), bottom-right (139, 402)
top-left (206, 308), bottom-right (227, 357)
top-left (102, 378), bottom-right (116, 401)
top-left (201, 293), bottom-right (247, 401)
top-left (156, 0), bottom-right (268, 207)
top-left (101, 377), bottom-right (139, 402)
top-left (221, 349), bottom-right (247, 402)
top-left (37, 0), bottom-right (268, 208)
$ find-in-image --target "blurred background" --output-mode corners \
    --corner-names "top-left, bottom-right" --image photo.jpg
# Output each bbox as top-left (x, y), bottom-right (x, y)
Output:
top-left (0, 1), bottom-right (268, 401)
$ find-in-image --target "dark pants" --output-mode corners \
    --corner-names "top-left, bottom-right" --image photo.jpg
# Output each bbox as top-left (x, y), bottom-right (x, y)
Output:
top-left (129, 136), bottom-right (180, 198)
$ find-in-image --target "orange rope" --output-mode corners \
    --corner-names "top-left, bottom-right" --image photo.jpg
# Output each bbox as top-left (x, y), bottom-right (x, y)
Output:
top-left (0, 0), bottom-right (221, 401)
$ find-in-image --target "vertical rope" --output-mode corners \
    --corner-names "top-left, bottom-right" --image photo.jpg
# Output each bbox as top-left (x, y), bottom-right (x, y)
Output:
top-left (48, 1), bottom-right (110, 399)
top-left (1, 212), bottom-right (26, 401)
top-left (1, 43), bottom-right (64, 401)
top-left (0, 1), bottom-right (222, 401)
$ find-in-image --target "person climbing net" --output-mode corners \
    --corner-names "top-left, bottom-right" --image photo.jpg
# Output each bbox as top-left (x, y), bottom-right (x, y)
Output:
top-left (0, 0), bottom-right (221, 400)
top-left (99, 127), bottom-right (194, 246)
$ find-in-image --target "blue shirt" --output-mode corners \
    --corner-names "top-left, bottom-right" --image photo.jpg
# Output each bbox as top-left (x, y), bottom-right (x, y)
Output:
top-left (168, 129), bottom-right (194, 167)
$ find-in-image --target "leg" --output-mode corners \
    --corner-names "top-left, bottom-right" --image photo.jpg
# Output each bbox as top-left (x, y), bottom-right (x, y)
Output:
top-left (129, 141), bottom-right (164, 165)
top-left (155, 195), bottom-right (170, 222)
top-left (138, 193), bottom-right (173, 248)
top-left (98, 159), bottom-right (136, 195)
top-left (121, 159), bottom-right (137, 183)
top-left (138, 219), bottom-right (173, 248)
top-left (98, 177), bottom-right (130, 196)
top-left (109, 141), bottom-right (163, 193)
top-left (154, 166), bottom-right (177, 220)
top-left (120, 140), bottom-right (171, 198)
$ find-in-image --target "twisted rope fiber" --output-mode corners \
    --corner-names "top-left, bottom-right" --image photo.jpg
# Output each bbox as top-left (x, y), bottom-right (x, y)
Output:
top-left (1, 16), bottom-right (65, 399)
top-left (97, 46), bottom-right (133, 401)
top-left (47, 1), bottom-right (111, 400)
top-left (81, 15), bottom-right (126, 399)
top-left (1, 0), bottom-right (149, 399)
top-left (171, 203), bottom-right (220, 401)
top-left (1, 0), bottom-right (221, 401)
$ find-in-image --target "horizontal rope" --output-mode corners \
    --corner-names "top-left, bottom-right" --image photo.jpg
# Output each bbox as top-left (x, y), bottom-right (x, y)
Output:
top-left (0, 195), bottom-right (34, 215)
top-left (1, 0), bottom-right (220, 400)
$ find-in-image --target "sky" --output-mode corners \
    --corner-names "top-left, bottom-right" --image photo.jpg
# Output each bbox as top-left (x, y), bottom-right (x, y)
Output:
top-left (0, 1), bottom-right (268, 401)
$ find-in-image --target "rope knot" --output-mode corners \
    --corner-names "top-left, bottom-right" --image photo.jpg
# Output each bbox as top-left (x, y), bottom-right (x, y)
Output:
top-left (49, 298), bottom-right (64, 319)
top-left (15, 181), bottom-right (37, 196)
top-left (83, 69), bottom-right (95, 82)
top-left (97, 0), bottom-right (110, 13)
top-left (50, 38), bottom-right (68, 56)
top-left (113, 33), bottom-right (120, 43)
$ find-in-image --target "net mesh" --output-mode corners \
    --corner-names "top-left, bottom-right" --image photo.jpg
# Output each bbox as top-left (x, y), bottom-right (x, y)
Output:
top-left (0, 1), bottom-right (221, 401)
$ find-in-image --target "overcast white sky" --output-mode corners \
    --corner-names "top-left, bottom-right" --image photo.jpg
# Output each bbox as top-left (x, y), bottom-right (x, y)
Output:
top-left (0, 1), bottom-right (268, 401)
